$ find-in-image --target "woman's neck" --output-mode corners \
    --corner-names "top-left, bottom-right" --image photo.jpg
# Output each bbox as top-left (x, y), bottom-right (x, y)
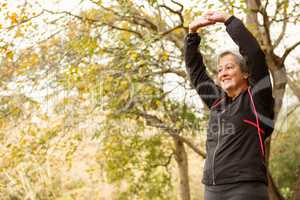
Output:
top-left (226, 84), bottom-right (249, 100)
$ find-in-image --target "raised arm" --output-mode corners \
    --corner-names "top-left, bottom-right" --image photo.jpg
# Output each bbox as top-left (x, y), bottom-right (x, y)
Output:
top-left (184, 16), bottom-right (223, 109)
top-left (224, 16), bottom-right (271, 87)
top-left (206, 12), bottom-right (273, 103)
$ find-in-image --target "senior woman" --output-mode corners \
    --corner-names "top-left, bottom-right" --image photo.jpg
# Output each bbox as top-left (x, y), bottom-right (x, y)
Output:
top-left (184, 11), bottom-right (274, 200)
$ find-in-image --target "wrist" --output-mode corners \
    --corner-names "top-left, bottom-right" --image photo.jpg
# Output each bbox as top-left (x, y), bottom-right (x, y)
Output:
top-left (189, 28), bottom-right (197, 33)
top-left (188, 25), bottom-right (198, 33)
top-left (223, 14), bottom-right (232, 23)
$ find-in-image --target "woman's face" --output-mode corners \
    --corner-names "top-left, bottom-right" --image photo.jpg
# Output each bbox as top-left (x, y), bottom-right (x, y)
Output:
top-left (217, 54), bottom-right (248, 92)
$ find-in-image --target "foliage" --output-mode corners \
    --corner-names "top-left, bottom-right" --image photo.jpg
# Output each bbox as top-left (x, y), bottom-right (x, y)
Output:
top-left (0, 0), bottom-right (299, 199)
top-left (270, 105), bottom-right (300, 200)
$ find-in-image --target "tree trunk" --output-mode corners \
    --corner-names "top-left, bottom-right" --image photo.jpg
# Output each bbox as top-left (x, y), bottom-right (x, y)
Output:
top-left (267, 54), bottom-right (287, 121)
top-left (267, 169), bottom-right (285, 200)
top-left (293, 170), bottom-right (300, 200)
top-left (173, 137), bottom-right (191, 200)
top-left (245, 1), bottom-right (287, 200)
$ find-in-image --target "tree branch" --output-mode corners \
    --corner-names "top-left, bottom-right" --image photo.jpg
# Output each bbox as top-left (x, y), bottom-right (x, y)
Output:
top-left (160, 25), bottom-right (183, 37)
top-left (103, 23), bottom-right (143, 39)
top-left (260, 6), bottom-right (274, 52)
top-left (273, 1), bottom-right (288, 48)
top-left (270, 13), bottom-right (300, 23)
top-left (96, 3), bottom-right (185, 49)
top-left (271, 0), bottom-right (285, 24)
top-left (171, 0), bottom-right (184, 13)
top-left (5, 11), bottom-right (44, 30)
top-left (281, 40), bottom-right (300, 64)
top-left (263, 0), bottom-right (269, 11)
top-left (158, 2), bottom-right (184, 25)
top-left (142, 68), bottom-right (187, 79)
top-left (97, 4), bottom-right (159, 32)
top-left (172, 133), bottom-right (206, 158)
top-left (43, 9), bottom-right (98, 22)
top-left (43, 9), bottom-right (144, 39)
top-left (137, 111), bottom-right (206, 158)
top-left (287, 75), bottom-right (300, 101)
top-left (150, 152), bottom-right (174, 168)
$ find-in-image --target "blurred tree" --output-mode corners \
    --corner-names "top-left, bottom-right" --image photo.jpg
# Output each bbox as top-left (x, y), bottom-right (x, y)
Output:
top-left (0, 0), bottom-right (300, 200)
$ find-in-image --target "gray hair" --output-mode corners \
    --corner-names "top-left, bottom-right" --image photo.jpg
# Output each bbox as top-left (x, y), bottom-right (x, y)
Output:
top-left (217, 50), bottom-right (248, 74)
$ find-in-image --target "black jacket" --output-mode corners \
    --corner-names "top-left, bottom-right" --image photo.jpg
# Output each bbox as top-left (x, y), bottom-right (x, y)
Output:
top-left (184, 16), bottom-right (274, 185)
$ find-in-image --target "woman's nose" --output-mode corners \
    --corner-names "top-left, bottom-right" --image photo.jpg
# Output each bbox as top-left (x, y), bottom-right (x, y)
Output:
top-left (218, 70), bottom-right (227, 78)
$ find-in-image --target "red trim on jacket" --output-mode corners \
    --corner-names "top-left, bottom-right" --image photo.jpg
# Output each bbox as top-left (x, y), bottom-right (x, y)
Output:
top-left (211, 97), bottom-right (224, 109)
top-left (247, 88), bottom-right (265, 158)
top-left (243, 119), bottom-right (265, 134)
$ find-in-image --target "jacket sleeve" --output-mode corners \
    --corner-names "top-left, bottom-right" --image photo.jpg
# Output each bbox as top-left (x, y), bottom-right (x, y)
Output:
top-left (225, 16), bottom-right (274, 134)
top-left (225, 17), bottom-right (274, 102)
top-left (184, 33), bottom-right (223, 109)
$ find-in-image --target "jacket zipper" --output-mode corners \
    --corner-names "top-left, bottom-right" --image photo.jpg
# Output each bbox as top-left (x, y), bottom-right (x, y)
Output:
top-left (212, 116), bottom-right (222, 185)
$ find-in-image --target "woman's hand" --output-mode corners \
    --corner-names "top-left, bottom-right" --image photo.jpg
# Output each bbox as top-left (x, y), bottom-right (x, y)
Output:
top-left (188, 16), bottom-right (215, 33)
top-left (188, 11), bottom-right (232, 33)
top-left (205, 11), bottom-right (231, 23)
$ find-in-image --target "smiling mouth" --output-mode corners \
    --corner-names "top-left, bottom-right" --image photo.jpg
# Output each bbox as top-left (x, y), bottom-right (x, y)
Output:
top-left (222, 79), bottom-right (231, 83)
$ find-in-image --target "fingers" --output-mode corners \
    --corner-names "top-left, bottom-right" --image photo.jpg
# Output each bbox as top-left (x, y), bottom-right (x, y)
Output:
top-left (203, 11), bottom-right (226, 23)
top-left (203, 11), bottom-right (217, 21)
top-left (188, 12), bottom-right (217, 32)
top-left (201, 17), bottom-right (215, 26)
top-left (205, 15), bottom-right (214, 21)
top-left (204, 10), bottom-right (215, 16)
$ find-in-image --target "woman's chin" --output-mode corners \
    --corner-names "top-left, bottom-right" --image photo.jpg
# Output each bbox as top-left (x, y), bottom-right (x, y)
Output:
top-left (221, 85), bottom-right (233, 91)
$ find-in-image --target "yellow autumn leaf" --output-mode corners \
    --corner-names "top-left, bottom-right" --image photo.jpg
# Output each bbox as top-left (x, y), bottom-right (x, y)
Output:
top-left (121, 31), bottom-right (131, 41)
top-left (15, 28), bottom-right (24, 38)
top-left (106, 75), bottom-right (113, 82)
top-left (155, 99), bottom-right (161, 107)
top-left (120, 80), bottom-right (128, 89)
top-left (6, 51), bottom-right (14, 60)
top-left (130, 51), bottom-right (138, 60)
top-left (101, 12), bottom-right (115, 23)
top-left (9, 12), bottom-right (18, 24)
top-left (28, 53), bottom-right (39, 66)
top-left (120, 91), bottom-right (129, 101)
top-left (161, 51), bottom-right (169, 61)
top-left (125, 63), bottom-right (131, 69)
